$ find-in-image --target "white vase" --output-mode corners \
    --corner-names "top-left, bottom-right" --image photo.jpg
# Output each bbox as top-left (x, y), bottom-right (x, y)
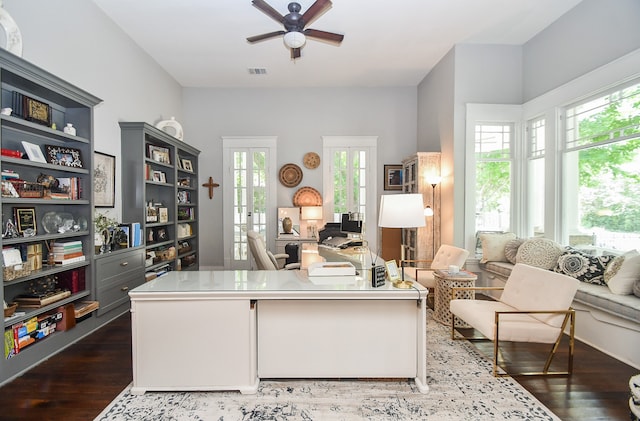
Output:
top-left (63, 123), bottom-right (76, 136)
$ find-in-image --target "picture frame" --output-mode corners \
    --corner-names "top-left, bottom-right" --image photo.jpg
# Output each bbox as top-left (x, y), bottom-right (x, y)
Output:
top-left (94, 151), bottom-right (115, 207)
top-left (385, 260), bottom-right (400, 281)
top-left (181, 159), bottom-right (193, 172)
top-left (21, 141), bottom-right (47, 163)
top-left (24, 95), bottom-right (51, 127)
top-left (148, 144), bottom-right (170, 164)
top-left (158, 207), bottom-right (168, 223)
top-left (45, 145), bottom-right (83, 168)
top-left (384, 164), bottom-right (403, 191)
top-left (14, 207), bottom-right (36, 235)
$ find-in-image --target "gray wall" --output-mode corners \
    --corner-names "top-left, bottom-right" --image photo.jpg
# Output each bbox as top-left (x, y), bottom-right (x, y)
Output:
top-left (523, 0), bottom-right (640, 101)
top-left (418, 0), bottom-right (640, 249)
top-left (5, 0), bottom-right (183, 218)
top-left (183, 87), bottom-right (417, 267)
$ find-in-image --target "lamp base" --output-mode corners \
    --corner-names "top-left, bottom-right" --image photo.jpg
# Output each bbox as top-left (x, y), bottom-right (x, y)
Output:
top-left (392, 279), bottom-right (413, 289)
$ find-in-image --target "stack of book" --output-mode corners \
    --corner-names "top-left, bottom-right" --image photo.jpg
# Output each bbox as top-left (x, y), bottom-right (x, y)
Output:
top-left (51, 240), bottom-right (85, 265)
top-left (13, 290), bottom-right (71, 308)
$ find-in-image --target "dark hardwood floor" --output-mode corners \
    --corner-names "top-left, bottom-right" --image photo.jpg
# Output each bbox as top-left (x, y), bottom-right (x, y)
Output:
top-left (0, 311), bottom-right (636, 421)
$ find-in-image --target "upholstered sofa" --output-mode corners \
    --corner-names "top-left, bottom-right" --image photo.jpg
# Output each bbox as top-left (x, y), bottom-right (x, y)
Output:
top-left (476, 233), bottom-right (640, 369)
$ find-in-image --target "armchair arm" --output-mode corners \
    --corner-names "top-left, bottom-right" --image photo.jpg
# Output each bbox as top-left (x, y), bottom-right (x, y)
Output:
top-left (283, 262), bottom-right (301, 270)
top-left (272, 253), bottom-right (289, 260)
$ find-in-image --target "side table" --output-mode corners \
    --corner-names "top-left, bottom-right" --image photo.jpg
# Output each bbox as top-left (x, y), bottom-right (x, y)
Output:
top-left (433, 269), bottom-right (477, 326)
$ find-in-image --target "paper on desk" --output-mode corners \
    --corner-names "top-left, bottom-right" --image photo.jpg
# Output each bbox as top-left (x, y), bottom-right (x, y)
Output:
top-left (308, 261), bottom-right (356, 277)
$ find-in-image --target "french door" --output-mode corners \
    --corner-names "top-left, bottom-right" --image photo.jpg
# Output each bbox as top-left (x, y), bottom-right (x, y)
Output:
top-left (222, 137), bottom-right (277, 269)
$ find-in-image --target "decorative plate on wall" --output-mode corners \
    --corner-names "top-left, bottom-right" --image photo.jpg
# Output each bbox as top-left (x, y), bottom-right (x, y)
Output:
top-left (303, 152), bottom-right (320, 169)
top-left (292, 186), bottom-right (322, 207)
top-left (279, 163), bottom-right (303, 187)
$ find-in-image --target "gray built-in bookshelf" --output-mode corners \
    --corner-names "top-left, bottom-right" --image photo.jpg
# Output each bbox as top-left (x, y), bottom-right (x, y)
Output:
top-left (0, 49), bottom-right (101, 384)
top-left (119, 122), bottom-right (200, 277)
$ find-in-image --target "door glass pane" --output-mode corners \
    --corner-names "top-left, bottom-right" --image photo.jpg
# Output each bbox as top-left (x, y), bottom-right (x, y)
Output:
top-left (233, 151), bottom-right (247, 260)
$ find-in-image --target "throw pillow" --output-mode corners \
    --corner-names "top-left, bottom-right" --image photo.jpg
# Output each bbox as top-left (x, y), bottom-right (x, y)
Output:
top-left (504, 238), bottom-right (525, 264)
top-left (554, 249), bottom-right (614, 286)
top-left (479, 232), bottom-right (516, 263)
top-left (515, 238), bottom-right (564, 270)
top-left (605, 252), bottom-right (640, 295)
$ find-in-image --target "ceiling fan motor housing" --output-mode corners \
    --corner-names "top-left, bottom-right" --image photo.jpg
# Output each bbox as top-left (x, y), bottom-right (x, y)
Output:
top-left (284, 2), bottom-right (305, 32)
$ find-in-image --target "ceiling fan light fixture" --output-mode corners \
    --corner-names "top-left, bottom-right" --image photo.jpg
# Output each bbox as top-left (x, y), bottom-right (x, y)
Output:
top-left (283, 31), bottom-right (306, 48)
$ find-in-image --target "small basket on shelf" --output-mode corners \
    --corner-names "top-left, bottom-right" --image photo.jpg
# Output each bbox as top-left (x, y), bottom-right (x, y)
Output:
top-left (3, 260), bottom-right (33, 282)
top-left (4, 302), bottom-right (18, 318)
top-left (9, 179), bottom-right (46, 198)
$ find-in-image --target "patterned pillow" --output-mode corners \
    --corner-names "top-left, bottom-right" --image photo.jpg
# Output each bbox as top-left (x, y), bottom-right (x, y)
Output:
top-left (515, 238), bottom-right (564, 270)
top-left (554, 249), bottom-right (614, 285)
top-left (479, 232), bottom-right (516, 263)
top-left (504, 238), bottom-right (525, 264)
top-left (604, 252), bottom-right (640, 294)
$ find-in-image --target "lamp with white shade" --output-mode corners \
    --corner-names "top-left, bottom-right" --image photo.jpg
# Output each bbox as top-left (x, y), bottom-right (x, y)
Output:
top-left (301, 206), bottom-right (323, 239)
top-left (378, 193), bottom-right (426, 288)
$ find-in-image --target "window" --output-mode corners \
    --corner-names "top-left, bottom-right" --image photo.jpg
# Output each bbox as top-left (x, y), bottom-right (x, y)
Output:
top-left (527, 117), bottom-right (545, 237)
top-left (322, 136), bottom-right (377, 245)
top-left (474, 122), bottom-right (513, 232)
top-left (561, 81), bottom-right (640, 250)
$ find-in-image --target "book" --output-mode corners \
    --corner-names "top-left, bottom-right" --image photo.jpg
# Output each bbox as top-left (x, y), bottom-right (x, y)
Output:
top-left (55, 255), bottom-right (86, 266)
top-left (73, 301), bottom-right (99, 318)
top-left (14, 290), bottom-right (71, 307)
top-left (131, 222), bottom-right (141, 247)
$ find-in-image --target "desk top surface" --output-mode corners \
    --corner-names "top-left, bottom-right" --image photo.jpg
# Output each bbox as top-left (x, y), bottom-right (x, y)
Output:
top-left (130, 269), bottom-right (426, 299)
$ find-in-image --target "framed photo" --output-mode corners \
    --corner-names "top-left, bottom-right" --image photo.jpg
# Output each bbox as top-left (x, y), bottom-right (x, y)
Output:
top-left (21, 141), bottom-right (47, 163)
top-left (94, 151), bottom-right (115, 207)
top-left (181, 159), bottom-right (193, 172)
top-left (385, 260), bottom-right (400, 281)
top-left (45, 145), bottom-right (83, 168)
top-left (384, 164), bottom-right (403, 191)
top-left (13, 207), bottom-right (36, 235)
top-left (148, 144), bottom-right (170, 164)
top-left (152, 171), bottom-right (163, 182)
top-left (24, 95), bottom-right (51, 126)
top-left (156, 227), bottom-right (168, 242)
top-left (158, 207), bottom-right (169, 223)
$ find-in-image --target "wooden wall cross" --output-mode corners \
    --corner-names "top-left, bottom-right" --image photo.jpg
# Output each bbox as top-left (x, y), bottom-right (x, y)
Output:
top-left (202, 176), bottom-right (220, 199)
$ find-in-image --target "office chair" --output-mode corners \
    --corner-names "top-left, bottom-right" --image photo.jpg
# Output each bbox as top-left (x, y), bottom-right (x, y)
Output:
top-left (247, 231), bottom-right (300, 270)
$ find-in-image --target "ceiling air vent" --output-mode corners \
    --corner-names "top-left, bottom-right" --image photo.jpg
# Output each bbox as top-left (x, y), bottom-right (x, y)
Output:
top-left (248, 68), bottom-right (267, 75)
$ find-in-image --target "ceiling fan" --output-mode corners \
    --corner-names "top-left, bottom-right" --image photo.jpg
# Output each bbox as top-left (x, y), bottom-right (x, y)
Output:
top-left (247, 0), bottom-right (344, 59)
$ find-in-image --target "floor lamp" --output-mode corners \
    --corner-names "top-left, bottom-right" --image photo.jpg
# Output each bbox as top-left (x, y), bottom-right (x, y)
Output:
top-left (423, 176), bottom-right (441, 258)
top-left (378, 193), bottom-right (426, 289)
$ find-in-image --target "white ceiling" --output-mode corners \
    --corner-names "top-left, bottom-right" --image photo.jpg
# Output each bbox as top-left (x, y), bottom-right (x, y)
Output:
top-left (92, 0), bottom-right (583, 88)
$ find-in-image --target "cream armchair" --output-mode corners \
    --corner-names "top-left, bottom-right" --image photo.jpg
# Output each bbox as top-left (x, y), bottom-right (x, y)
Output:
top-left (400, 244), bottom-right (470, 289)
top-left (247, 231), bottom-right (300, 270)
top-left (450, 263), bottom-right (579, 376)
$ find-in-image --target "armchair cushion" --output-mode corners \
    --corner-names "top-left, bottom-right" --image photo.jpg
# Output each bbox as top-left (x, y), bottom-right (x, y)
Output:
top-left (499, 263), bottom-right (579, 328)
top-left (449, 300), bottom-right (564, 343)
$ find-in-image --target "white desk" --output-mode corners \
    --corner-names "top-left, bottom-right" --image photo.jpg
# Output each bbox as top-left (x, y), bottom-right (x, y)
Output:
top-left (129, 270), bottom-right (428, 395)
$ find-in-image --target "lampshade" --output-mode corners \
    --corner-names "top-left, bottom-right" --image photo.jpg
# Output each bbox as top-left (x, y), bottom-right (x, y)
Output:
top-left (378, 194), bottom-right (426, 228)
top-left (283, 31), bottom-right (306, 48)
top-left (301, 206), bottom-right (323, 221)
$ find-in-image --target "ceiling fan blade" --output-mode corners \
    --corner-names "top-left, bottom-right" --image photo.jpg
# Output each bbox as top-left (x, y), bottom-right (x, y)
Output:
top-left (247, 30), bottom-right (285, 43)
top-left (251, 0), bottom-right (285, 24)
top-left (302, 0), bottom-right (332, 26)
top-left (291, 47), bottom-right (301, 59)
top-left (304, 28), bottom-right (344, 43)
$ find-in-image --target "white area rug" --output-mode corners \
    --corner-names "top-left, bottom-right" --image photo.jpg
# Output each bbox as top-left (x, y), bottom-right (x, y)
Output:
top-left (96, 312), bottom-right (560, 420)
